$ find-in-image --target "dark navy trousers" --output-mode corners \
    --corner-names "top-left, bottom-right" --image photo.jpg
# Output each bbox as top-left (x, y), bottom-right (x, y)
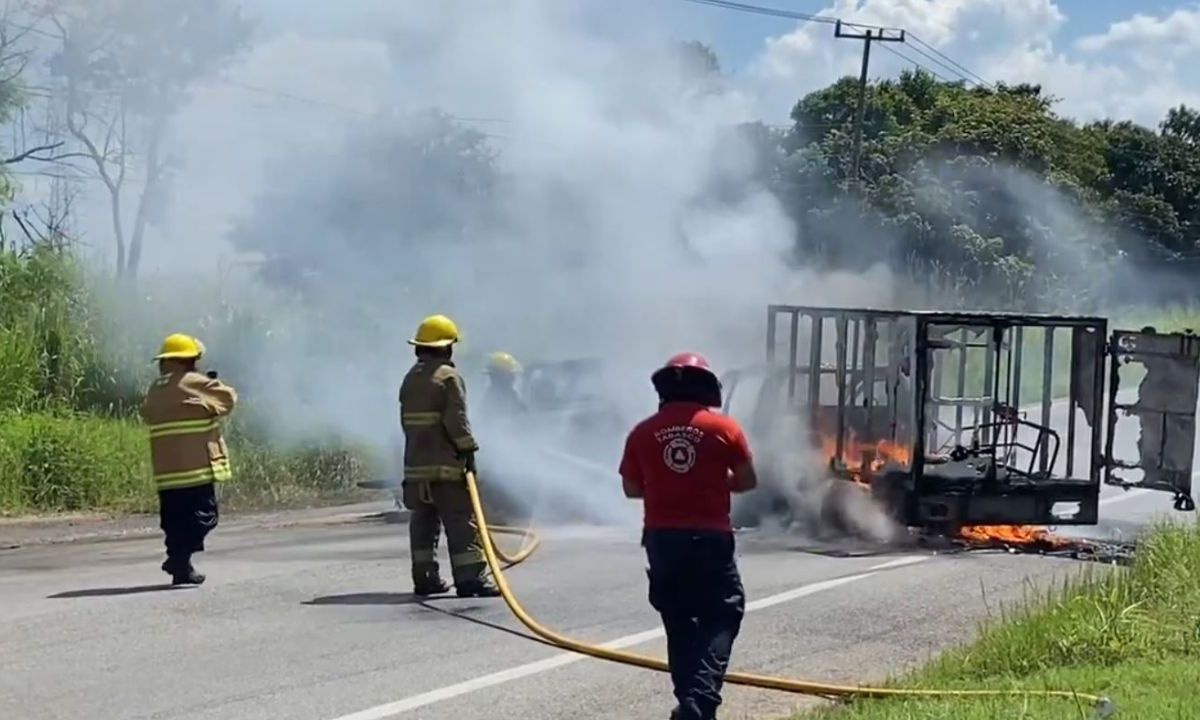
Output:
top-left (643, 528), bottom-right (746, 720)
top-left (159, 483), bottom-right (219, 568)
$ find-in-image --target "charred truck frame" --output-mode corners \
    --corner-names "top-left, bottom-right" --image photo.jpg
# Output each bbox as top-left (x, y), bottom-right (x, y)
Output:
top-left (723, 305), bottom-right (1200, 531)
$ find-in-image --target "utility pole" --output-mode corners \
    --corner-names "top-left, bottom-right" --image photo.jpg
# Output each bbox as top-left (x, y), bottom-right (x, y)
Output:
top-left (834, 21), bottom-right (905, 187)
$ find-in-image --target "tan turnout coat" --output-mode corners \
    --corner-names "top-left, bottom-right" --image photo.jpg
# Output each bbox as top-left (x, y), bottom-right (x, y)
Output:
top-left (141, 370), bottom-right (238, 491)
top-left (399, 359), bottom-right (479, 482)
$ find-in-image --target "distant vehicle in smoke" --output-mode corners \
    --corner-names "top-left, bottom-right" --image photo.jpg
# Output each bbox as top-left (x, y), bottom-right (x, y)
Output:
top-left (469, 357), bottom-right (634, 526)
top-left (516, 358), bottom-right (628, 459)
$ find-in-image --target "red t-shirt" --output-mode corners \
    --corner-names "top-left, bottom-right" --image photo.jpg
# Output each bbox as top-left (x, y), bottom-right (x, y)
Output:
top-left (619, 402), bottom-right (753, 532)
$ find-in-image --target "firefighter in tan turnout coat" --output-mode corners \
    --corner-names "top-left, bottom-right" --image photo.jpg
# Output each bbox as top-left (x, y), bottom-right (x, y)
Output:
top-left (141, 333), bottom-right (238, 585)
top-left (399, 314), bottom-right (500, 598)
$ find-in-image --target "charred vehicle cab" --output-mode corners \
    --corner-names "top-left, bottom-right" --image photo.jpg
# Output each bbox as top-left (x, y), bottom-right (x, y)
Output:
top-left (518, 359), bottom-right (627, 460)
top-left (723, 305), bottom-right (1200, 532)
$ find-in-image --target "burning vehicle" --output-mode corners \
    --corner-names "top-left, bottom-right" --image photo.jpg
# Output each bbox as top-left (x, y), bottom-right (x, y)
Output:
top-left (723, 305), bottom-right (1200, 550)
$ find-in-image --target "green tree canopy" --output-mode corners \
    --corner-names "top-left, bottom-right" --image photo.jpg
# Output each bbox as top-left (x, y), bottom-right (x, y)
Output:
top-left (774, 70), bottom-right (1200, 309)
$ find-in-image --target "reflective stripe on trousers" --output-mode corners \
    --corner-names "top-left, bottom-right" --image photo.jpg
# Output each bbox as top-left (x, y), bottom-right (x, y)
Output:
top-left (402, 480), bottom-right (487, 585)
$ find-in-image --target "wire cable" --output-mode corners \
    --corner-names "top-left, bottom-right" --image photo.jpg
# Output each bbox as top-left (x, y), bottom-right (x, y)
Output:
top-left (906, 33), bottom-right (994, 89)
top-left (676, 0), bottom-right (902, 33)
top-left (876, 43), bottom-right (954, 84)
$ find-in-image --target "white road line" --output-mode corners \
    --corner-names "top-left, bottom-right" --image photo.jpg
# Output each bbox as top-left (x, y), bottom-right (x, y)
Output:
top-left (327, 556), bottom-right (929, 720)
top-left (1099, 489), bottom-right (1152, 507)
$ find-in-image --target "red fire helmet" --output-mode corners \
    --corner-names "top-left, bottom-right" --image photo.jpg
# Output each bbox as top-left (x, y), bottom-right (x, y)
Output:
top-left (661, 352), bottom-right (712, 372)
top-left (651, 352), bottom-right (722, 406)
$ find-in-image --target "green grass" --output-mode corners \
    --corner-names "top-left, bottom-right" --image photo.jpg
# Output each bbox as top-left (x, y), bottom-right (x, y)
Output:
top-left (1115, 306), bottom-right (1200, 335)
top-left (799, 523), bottom-right (1200, 720)
top-left (0, 412), bottom-right (150, 512)
top-left (0, 248), bottom-right (379, 516)
top-left (0, 247), bottom-right (144, 416)
top-left (0, 411), bottom-right (379, 516)
top-left (217, 432), bottom-right (380, 510)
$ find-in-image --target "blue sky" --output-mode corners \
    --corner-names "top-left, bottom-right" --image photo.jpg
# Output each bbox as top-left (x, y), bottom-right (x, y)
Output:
top-left (665, 0), bottom-right (1177, 70)
top-left (112, 0), bottom-right (1200, 270)
top-left (247, 0), bottom-right (1200, 126)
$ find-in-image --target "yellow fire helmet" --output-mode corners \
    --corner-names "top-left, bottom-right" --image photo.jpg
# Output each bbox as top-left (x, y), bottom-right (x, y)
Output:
top-left (487, 351), bottom-right (522, 375)
top-left (408, 314), bottom-right (461, 348)
top-left (154, 333), bottom-right (206, 361)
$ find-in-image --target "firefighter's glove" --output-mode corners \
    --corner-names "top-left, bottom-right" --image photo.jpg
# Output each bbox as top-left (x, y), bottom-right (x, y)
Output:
top-left (464, 452), bottom-right (478, 475)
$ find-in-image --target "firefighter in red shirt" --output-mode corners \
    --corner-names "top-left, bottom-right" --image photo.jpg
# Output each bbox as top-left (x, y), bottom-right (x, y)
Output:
top-left (619, 353), bottom-right (758, 720)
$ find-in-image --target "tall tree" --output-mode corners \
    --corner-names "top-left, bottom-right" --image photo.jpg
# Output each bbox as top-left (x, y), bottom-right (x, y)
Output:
top-left (39, 0), bottom-right (251, 279)
top-left (229, 109), bottom-right (501, 299)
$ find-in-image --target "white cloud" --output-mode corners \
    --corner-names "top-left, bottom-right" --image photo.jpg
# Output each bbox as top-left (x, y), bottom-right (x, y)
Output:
top-left (30, 1), bottom-right (1200, 276)
top-left (1076, 6), bottom-right (1200, 54)
top-left (744, 0), bottom-right (1200, 127)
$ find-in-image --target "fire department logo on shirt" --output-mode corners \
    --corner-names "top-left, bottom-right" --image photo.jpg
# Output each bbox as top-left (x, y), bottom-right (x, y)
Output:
top-left (654, 425), bottom-right (704, 474)
top-left (662, 437), bottom-right (697, 473)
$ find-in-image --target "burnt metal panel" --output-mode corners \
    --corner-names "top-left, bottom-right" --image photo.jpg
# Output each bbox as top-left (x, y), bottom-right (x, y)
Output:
top-left (1040, 328), bottom-right (1055, 473)
top-left (1105, 329), bottom-right (1200, 508)
top-left (759, 305), bottom-right (1106, 527)
top-left (1071, 327), bottom-right (1102, 425)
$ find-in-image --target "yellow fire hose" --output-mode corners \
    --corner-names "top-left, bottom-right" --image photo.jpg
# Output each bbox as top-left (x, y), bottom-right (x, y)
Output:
top-left (465, 471), bottom-right (1116, 715)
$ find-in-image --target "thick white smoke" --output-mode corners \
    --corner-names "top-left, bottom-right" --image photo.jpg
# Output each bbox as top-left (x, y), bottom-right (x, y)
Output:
top-left (78, 0), bottom-right (910, 527)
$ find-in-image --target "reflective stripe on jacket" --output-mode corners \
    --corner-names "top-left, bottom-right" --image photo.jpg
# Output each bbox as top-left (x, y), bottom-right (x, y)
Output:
top-left (399, 359), bottom-right (479, 482)
top-left (141, 370), bottom-right (238, 491)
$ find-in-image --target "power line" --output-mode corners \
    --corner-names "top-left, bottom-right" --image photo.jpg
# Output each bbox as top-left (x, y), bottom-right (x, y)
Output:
top-left (677, 0), bottom-right (837, 26)
top-left (676, 0), bottom-right (988, 88)
top-left (907, 33), bottom-right (993, 89)
top-left (893, 40), bottom-right (988, 87)
top-left (677, 0), bottom-right (904, 34)
top-left (876, 43), bottom-right (954, 84)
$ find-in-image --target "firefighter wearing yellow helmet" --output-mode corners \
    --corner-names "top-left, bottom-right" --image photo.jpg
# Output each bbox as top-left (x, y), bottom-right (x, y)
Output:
top-left (483, 351), bottom-right (527, 417)
top-left (398, 315), bottom-right (500, 598)
top-left (474, 351), bottom-right (530, 526)
top-left (140, 333), bottom-right (238, 585)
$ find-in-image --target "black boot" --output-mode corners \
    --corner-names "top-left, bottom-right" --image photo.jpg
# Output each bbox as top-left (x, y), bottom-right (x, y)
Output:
top-left (414, 577), bottom-right (451, 596)
top-left (173, 568), bottom-right (206, 585)
top-left (163, 558), bottom-right (205, 585)
top-left (455, 578), bottom-right (501, 598)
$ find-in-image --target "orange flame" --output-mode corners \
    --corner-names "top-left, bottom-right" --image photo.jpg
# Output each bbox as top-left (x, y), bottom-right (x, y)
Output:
top-left (814, 428), bottom-right (1069, 549)
top-left (819, 432), bottom-right (911, 486)
top-left (956, 524), bottom-right (1071, 549)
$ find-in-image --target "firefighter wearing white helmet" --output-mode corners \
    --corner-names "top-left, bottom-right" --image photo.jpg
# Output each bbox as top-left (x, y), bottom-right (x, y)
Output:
top-left (140, 333), bottom-right (239, 586)
top-left (397, 315), bottom-right (500, 598)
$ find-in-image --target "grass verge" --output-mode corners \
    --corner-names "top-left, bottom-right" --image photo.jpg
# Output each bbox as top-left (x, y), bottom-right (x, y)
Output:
top-left (799, 523), bottom-right (1200, 720)
top-left (0, 412), bottom-right (149, 512)
top-left (0, 412), bottom-right (379, 516)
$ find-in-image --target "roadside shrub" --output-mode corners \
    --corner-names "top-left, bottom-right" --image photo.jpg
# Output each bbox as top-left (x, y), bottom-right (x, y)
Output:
top-left (221, 433), bottom-right (380, 509)
top-left (0, 247), bottom-right (141, 416)
top-left (0, 412), bottom-right (151, 513)
top-left (0, 412), bottom-right (380, 514)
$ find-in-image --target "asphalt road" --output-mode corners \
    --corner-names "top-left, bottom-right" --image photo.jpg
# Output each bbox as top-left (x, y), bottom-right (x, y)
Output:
top-left (0, 477), bottom-right (1188, 720)
top-left (1, 389), bottom-right (1195, 720)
